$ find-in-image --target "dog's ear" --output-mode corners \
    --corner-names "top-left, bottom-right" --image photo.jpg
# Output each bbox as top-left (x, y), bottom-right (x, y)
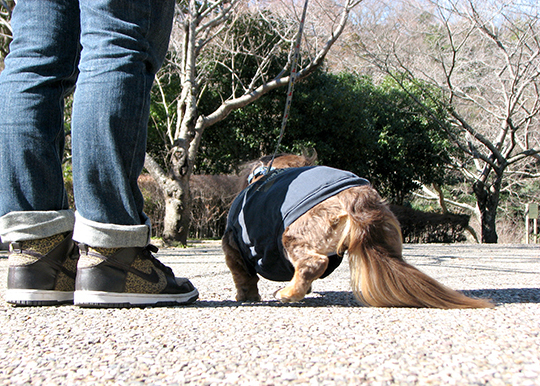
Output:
top-left (301, 148), bottom-right (317, 166)
top-left (266, 151), bottom-right (317, 169)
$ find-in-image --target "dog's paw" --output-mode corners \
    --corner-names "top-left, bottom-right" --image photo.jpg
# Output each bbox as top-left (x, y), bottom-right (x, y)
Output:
top-left (274, 287), bottom-right (305, 303)
top-left (236, 290), bottom-right (261, 302)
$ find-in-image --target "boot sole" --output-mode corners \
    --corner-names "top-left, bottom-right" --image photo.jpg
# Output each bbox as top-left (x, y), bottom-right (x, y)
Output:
top-left (74, 289), bottom-right (199, 308)
top-left (6, 289), bottom-right (74, 306)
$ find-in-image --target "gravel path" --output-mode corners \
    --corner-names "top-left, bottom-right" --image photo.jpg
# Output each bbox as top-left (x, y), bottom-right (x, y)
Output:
top-left (0, 242), bottom-right (539, 385)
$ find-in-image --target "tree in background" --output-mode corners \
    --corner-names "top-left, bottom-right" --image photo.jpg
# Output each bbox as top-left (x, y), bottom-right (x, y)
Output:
top-left (196, 70), bottom-right (452, 205)
top-left (145, 0), bottom-right (362, 244)
top-left (351, 0), bottom-right (540, 242)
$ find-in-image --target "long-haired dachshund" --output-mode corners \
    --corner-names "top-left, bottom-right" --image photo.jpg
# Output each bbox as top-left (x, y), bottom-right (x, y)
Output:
top-left (222, 153), bottom-right (493, 308)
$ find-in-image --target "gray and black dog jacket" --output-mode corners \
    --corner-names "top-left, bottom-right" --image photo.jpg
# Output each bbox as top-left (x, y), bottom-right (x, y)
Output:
top-left (225, 166), bottom-right (369, 282)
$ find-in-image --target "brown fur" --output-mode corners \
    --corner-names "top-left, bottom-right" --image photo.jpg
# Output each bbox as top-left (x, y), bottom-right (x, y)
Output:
top-left (222, 154), bottom-right (493, 308)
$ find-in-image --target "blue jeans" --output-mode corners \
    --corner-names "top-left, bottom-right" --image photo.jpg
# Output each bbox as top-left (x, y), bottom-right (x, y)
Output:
top-left (0, 0), bottom-right (174, 247)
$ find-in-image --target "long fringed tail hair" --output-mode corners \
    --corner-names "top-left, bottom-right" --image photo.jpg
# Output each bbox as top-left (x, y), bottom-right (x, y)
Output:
top-left (342, 186), bottom-right (493, 309)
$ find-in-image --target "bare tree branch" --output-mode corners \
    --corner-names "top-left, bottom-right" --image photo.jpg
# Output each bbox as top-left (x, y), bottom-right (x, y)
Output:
top-left (348, 0), bottom-right (540, 242)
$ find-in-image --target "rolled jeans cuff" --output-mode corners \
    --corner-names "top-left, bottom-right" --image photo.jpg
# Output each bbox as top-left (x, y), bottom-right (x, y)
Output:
top-left (0, 210), bottom-right (75, 242)
top-left (73, 212), bottom-right (151, 248)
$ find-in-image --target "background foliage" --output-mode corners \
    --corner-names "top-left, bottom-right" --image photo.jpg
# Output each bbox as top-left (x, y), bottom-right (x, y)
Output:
top-left (190, 70), bottom-right (454, 205)
top-left (2, 0), bottom-right (538, 242)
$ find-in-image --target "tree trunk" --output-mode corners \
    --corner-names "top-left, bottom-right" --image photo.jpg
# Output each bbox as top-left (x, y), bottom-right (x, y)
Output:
top-left (473, 180), bottom-right (500, 244)
top-left (144, 154), bottom-right (192, 245)
top-left (162, 175), bottom-right (191, 245)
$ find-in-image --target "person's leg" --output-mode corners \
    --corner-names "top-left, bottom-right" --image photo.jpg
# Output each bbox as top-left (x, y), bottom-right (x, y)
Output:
top-left (0, 0), bottom-right (80, 305)
top-left (71, 0), bottom-right (175, 245)
top-left (72, 0), bottom-right (197, 307)
top-left (0, 0), bottom-right (80, 228)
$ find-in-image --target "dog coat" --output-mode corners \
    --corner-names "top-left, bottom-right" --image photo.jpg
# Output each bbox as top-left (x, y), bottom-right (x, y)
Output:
top-left (226, 166), bottom-right (370, 281)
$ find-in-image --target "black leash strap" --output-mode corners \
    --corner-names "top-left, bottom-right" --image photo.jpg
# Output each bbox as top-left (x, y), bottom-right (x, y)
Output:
top-left (266, 0), bottom-right (309, 172)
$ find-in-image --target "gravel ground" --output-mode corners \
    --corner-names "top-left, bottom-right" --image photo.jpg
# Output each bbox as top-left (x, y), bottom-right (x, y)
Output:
top-left (0, 241), bottom-right (539, 385)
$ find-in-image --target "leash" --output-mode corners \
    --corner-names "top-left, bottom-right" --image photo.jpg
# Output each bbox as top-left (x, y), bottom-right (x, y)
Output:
top-left (264, 0), bottom-right (309, 174)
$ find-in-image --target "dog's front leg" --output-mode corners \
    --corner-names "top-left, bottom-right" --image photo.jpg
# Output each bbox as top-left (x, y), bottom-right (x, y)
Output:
top-left (222, 232), bottom-right (261, 302)
top-left (275, 252), bottom-right (329, 303)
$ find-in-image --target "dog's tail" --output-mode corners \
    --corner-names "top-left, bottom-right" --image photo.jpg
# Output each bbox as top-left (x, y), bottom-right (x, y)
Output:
top-left (340, 186), bottom-right (493, 309)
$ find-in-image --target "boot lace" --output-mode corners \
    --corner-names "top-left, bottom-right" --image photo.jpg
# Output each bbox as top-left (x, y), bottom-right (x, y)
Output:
top-left (141, 245), bottom-right (175, 277)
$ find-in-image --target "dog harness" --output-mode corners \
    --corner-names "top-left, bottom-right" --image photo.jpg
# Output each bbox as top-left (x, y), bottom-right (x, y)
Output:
top-left (226, 166), bottom-right (370, 281)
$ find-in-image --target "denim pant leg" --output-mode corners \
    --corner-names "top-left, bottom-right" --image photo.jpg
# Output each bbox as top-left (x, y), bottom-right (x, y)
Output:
top-left (71, 0), bottom-right (175, 248)
top-left (0, 0), bottom-right (80, 242)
